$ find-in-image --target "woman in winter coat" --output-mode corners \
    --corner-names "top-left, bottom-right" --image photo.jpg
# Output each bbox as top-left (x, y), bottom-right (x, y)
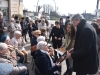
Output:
top-left (62, 23), bottom-right (76, 75)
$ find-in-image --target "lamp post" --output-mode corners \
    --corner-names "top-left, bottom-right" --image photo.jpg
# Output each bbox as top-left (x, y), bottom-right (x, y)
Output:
top-left (53, 0), bottom-right (56, 12)
top-left (36, 0), bottom-right (39, 12)
top-left (96, 0), bottom-right (99, 16)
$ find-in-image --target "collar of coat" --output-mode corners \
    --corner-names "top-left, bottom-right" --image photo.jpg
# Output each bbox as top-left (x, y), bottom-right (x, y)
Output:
top-left (77, 19), bottom-right (87, 32)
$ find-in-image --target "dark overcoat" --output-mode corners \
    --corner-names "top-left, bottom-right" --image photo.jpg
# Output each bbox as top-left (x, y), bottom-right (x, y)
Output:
top-left (71, 19), bottom-right (99, 74)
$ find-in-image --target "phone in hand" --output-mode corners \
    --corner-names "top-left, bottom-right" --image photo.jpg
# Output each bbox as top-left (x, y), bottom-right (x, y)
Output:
top-left (57, 51), bottom-right (67, 64)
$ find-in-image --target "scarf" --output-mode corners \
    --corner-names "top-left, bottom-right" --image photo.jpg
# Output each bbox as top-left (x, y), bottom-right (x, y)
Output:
top-left (40, 50), bottom-right (59, 74)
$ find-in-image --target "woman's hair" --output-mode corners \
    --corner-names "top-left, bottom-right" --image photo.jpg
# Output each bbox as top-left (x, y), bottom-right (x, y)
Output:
top-left (33, 30), bottom-right (41, 36)
top-left (37, 41), bottom-right (47, 50)
top-left (66, 23), bottom-right (75, 39)
top-left (37, 36), bottom-right (45, 42)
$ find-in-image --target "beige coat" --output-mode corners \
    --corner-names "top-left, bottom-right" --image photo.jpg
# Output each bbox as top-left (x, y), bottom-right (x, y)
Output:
top-left (63, 33), bottom-right (75, 67)
top-left (0, 54), bottom-right (27, 75)
top-left (9, 23), bottom-right (16, 39)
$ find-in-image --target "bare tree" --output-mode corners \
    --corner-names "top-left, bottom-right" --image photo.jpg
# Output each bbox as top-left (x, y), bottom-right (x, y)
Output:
top-left (42, 4), bottom-right (54, 15)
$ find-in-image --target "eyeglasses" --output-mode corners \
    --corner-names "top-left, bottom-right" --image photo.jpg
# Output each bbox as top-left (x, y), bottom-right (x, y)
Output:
top-left (38, 34), bottom-right (41, 36)
top-left (36, 34), bottom-right (41, 36)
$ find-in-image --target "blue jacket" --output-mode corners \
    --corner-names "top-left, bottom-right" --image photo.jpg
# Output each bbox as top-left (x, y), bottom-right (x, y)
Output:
top-left (35, 50), bottom-right (59, 75)
top-left (31, 37), bottom-right (37, 47)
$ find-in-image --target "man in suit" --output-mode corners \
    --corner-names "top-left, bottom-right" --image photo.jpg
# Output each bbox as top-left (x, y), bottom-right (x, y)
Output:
top-left (66, 14), bottom-right (99, 75)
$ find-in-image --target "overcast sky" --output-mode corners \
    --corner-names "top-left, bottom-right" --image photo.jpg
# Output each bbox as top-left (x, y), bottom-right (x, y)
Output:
top-left (23, 0), bottom-right (97, 15)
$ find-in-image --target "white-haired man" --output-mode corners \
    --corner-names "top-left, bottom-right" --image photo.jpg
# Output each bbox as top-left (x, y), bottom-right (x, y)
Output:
top-left (0, 43), bottom-right (28, 75)
top-left (66, 14), bottom-right (99, 75)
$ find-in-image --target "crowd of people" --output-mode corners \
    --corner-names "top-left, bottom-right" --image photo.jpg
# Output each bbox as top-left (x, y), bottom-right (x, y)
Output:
top-left (0, 10), bottom-right (100, 75)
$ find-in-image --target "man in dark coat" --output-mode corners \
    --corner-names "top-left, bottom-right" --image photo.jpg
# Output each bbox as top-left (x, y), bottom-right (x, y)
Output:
top-left (20, 17), bottom-right (28, 42)
top-left (67, 14), bottom-right (99, 75)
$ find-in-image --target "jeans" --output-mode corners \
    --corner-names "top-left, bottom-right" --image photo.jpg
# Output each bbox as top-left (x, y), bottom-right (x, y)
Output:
top-left (66, 59), bottom-right (73, 71)
top-left (18, 54), bottom-right (24, 63)
top-left (22, 70), bottom-right (29, 75)
top-left (18, 63), bottom-right (29, 75)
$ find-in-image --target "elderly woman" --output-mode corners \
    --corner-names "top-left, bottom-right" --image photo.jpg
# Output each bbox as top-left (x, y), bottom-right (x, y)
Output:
top-left (35, 41), bottom-right (61, 75)
top-left (10, 31), bottom-right (28, 63)
top-left (8, 18), bottom-right (17, 39)
top-left (28, 20), bottom-right (37, 42)
top-left (38, 18), bottom-right (47, 30)
top-left (31, 30), bottom-right (41, 47)
top-left (0, 34), bottom-right (24, 63)
top-left (0, 43), bottom-right (28, 75)
top-left (31, 35), bottom-right (54, 58)
top-left (31, 30), bottom-right (41, 58)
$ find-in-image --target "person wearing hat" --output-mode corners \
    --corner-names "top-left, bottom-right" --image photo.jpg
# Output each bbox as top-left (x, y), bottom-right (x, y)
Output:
top-left (0, 34), bottom-right (24, 63)
top-left (10, 31), bottom-right (28, 63)
top-left (0, 43), bottom-right (28, 75)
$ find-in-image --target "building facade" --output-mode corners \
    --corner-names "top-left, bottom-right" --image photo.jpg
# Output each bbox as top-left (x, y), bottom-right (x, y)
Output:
top-left (0, 0), bottom-right (23, 20)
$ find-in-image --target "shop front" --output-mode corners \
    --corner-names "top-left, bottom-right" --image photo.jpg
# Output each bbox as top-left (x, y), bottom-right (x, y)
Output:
top-left (0, 0), bottom-right (8, 20)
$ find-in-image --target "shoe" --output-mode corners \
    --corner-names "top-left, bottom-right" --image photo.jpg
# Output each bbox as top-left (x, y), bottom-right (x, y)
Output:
top-left (63, 69), bottom-right (70, 75)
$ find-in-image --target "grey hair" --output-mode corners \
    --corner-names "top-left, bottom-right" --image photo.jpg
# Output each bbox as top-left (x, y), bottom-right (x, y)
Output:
top-left (37, 41), bottom-right (47, 50)
top-left (71, 14), bottom-right (85, 21)
top-left (14, 31), bottom-right (21, 36)
top-left (11, 18), bottom-right (14, 22)
top-left (37, 36), bottom-right (45, 42)
top-left (41, 18), bottom-right (45, 21)
top-left (0, 43), bottom-right (8, 50)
